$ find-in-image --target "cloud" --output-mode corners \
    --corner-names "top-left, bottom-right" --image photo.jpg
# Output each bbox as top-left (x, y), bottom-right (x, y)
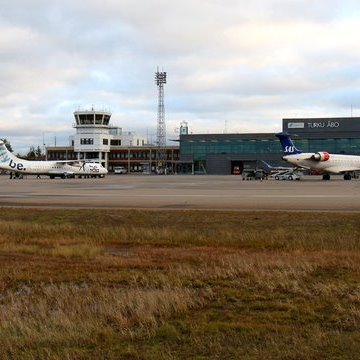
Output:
top-left (1, 0), bottom-right (360, 152)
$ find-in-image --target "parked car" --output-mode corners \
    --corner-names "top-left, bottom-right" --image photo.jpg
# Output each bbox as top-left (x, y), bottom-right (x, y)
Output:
top-left (113, 166), bottom-right (127, 174)
top-left (274, 172), bottom-right (301, 181)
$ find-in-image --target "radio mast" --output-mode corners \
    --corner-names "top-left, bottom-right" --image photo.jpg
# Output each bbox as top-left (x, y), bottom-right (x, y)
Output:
top-left (155, 68), bottom-right (167, 174)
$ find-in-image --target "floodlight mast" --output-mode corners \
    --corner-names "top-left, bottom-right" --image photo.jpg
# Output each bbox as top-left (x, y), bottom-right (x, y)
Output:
top-left (155, 68), bottom-right (167, 174)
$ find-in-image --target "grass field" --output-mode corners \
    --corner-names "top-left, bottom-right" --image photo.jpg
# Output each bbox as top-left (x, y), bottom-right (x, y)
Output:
top-left (0, 208), bottom-right (360, 359)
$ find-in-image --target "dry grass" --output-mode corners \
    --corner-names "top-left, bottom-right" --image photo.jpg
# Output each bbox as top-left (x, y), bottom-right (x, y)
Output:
top-left (0, 208), bottom-right (359, 359)
top-left (0, 284), bottom-right (211, 358)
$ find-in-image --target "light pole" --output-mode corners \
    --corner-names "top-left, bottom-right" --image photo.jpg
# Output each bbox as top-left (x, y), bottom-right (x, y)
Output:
top-left (42, 132), bottom-right (46, 160)
top-left (42, 132), bottom-right (54, 161)
top-left (155, 68), bottom-right (167, 174)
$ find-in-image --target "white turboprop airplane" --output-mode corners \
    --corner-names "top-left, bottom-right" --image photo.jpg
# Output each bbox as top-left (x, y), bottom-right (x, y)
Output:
top-left (0, 140), bottom-right (108, 179)
top-left (276, 132), bottom-right (360, 180)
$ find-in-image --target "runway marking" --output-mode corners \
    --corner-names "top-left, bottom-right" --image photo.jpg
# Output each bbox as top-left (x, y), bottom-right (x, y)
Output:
top-left (2, 193), bottom-right (356, 199)
top-left (250, 194), bottom-right (357, 198)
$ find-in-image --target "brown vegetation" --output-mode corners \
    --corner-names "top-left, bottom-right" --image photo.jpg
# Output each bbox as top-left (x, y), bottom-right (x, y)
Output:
top-left (0, 208), bottom-right (359, 359)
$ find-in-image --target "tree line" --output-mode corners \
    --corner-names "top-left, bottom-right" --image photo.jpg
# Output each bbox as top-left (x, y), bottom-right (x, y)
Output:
top-left (1, 139), bottom-right (45, 160)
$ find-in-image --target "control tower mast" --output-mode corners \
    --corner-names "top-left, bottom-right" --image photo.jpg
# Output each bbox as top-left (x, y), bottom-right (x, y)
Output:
top-left (155, 68), bottom-right (167, 173)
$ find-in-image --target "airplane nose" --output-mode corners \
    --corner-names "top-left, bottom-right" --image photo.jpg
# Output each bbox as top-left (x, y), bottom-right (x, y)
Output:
top-left (282, 156), bottom-right (288, 162)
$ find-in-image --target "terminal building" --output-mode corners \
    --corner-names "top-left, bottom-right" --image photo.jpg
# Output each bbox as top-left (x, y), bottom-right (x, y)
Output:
top-left (178, 117), bottom-right (360, 174)
top-left (46, 109), bottom-right (180, 173)
top-left (46, 112), bottom-right (360, 175)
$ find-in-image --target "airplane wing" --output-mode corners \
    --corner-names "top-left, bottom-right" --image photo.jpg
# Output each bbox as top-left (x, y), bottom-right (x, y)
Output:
top-left (261, 160), bottom-right (297, 172)
top-left (289, 164), bottom-right (311, 170)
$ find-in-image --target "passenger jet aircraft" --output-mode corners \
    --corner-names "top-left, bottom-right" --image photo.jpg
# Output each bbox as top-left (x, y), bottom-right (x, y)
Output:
top-left (276, 132), bottom-right (360, 180)
top-left (0, 140), bottom-right (107, 179)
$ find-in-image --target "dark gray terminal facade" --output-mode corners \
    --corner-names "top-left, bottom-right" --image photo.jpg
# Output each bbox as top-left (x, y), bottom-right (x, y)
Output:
top-left (178, 117), bottom-right (360, 174)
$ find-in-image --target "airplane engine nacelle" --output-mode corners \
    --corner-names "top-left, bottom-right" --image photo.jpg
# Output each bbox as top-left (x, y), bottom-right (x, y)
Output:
top-left (312, 152), bottom-right (330, 161)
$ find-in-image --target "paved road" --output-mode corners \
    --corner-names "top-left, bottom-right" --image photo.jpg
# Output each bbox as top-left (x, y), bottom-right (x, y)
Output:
top-left (0, 174), bottom-right (359, 211)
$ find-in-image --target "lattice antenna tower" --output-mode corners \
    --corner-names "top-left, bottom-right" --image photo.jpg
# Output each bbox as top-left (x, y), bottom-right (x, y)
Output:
top-left (155, 68), bottom-right (167, 172)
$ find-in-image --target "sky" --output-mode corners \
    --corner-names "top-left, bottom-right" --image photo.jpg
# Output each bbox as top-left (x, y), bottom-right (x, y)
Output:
top-left (1, 0), bottom-right (360, 153)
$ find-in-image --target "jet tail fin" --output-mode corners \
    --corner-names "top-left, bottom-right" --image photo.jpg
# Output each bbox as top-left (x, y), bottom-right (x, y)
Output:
top-left (275, 132), bottom-right (302, 155)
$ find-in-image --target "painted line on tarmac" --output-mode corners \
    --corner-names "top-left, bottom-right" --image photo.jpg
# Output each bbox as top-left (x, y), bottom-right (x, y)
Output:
top-left (1, 193), bottom-right (357, 199)
top-left (250, 195), bottom-right (356, 198)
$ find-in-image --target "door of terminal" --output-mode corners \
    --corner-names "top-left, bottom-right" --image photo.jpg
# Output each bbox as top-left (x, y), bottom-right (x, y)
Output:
top-left (231, 161), bottom-right (243, 175)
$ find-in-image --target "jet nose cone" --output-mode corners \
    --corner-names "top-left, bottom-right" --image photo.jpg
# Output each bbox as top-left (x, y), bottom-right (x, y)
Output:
top-left (282, 156), bottom-right (289, 162)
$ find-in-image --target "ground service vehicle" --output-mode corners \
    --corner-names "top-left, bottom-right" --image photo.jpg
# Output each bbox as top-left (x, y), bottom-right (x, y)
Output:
top-left (242, 170), bottom-right (266, 180)
top-left (274, 172), bottom-right (301, 181)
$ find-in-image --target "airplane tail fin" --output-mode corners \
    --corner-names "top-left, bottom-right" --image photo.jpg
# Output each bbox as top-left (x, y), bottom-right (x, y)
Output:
top-left (0, 140), bottom-right (19, 163)
top-left (275, 132), bottom-right (302, 155)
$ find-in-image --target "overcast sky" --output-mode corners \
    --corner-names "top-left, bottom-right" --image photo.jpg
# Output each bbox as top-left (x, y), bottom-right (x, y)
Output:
top-left (1, 0), bottom-right (360, 152)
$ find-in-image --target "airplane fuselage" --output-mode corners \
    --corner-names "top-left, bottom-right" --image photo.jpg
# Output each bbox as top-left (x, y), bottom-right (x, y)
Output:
top-left (282, 152), bottom-right (360, 174)
top-left (2, 158), bottom-right (106, 177)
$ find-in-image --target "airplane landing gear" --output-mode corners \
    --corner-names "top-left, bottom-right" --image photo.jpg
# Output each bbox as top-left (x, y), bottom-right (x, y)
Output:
top-left (322, 173), bottom-right (331, 180)
top-left (344, 173), bottom-right (352, 180)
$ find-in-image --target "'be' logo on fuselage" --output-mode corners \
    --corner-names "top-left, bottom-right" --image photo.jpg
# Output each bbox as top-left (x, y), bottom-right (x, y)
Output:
top-left (9, 159), bottom-right (26, 171)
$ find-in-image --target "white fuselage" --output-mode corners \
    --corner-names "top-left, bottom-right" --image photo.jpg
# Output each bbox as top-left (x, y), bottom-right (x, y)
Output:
top-left (283, 153), bottom-right (360, 174)
top-left (0, 141), bottom-right (107, 178)
top-left (2, 158), bottom-right (107, 177)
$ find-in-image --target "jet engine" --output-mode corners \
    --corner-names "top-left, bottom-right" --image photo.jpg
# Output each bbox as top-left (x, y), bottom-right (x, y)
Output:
top-left (311, 152), bottom-right (330, 161)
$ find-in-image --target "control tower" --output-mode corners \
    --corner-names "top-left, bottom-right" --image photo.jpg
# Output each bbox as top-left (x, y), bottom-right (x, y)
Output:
top-left (73, 108), bottom-right (112, 168)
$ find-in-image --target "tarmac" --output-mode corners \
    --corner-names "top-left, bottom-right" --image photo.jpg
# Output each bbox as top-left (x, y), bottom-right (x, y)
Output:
top-left (0, 174), bottom-right (359, 212)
